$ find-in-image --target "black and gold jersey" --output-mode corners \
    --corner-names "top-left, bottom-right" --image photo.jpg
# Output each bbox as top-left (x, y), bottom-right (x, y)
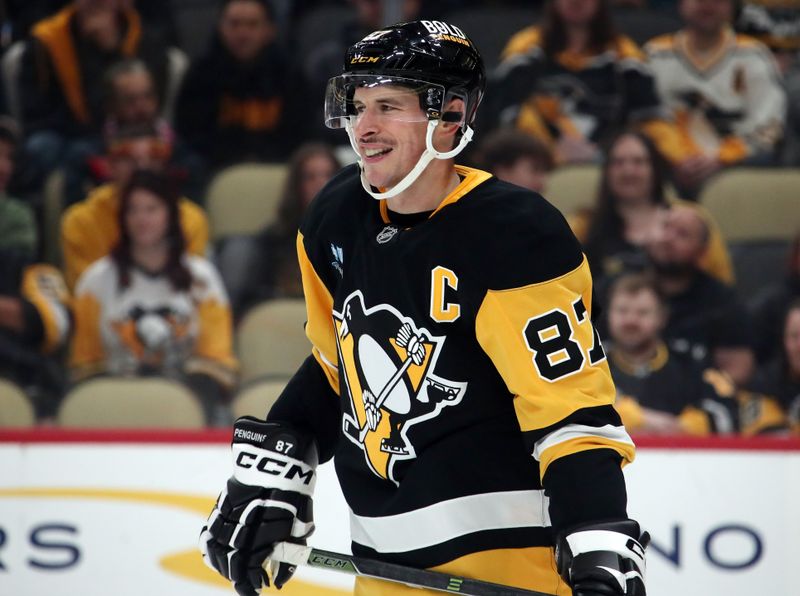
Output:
top-left (492, 27), bottom-right (685, 163)
top-left (269, 164), bottom-right (634, 571)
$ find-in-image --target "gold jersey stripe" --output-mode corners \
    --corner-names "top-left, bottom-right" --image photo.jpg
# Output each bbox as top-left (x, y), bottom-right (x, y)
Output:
top-left (354, 545), bottom-right (571, 596)
top-left (297, 232), bottom-right (339, 395)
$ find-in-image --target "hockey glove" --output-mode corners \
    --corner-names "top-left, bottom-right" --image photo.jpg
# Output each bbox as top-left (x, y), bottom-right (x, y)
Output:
top-left (556, 519), bottom-right (648, 596)
top-left (200, 416), bottom-right (318, 595)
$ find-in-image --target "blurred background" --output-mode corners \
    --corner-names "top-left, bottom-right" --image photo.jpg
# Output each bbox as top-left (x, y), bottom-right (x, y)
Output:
top-left (0, 0), bottom-right (798, 594)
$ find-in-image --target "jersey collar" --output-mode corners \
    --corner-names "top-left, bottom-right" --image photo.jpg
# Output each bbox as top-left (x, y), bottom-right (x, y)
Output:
top-left (378, 165), bottom-right (492, 225)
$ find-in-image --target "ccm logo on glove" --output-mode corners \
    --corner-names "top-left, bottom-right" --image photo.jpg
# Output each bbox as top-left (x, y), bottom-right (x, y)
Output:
top-left (235, 450), bottom-right (315, 484)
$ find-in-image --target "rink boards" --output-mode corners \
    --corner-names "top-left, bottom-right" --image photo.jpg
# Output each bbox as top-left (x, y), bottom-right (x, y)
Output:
top-left (0, 430), bottom-right (797, 596)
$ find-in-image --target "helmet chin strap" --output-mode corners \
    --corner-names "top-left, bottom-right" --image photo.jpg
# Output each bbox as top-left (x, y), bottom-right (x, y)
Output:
top-left (345, 119), bottom-right (474, 201)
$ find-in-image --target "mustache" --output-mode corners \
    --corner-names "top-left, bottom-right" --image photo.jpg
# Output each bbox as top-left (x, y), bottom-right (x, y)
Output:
top-left (358, 137), bottom-right (395, 147)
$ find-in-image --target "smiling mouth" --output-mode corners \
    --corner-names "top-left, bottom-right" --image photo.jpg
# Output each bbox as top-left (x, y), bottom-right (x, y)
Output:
top-left (364, 147), bottom-right (392, 158)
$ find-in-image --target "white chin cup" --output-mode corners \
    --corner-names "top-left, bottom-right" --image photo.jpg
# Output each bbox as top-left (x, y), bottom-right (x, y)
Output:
top-left (346, 119), bottom-right (474, 201)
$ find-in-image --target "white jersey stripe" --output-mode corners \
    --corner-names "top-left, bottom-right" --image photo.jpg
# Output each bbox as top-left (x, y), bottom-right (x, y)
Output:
top-left (532, 423), bottom-right (634, 462)
top-left (350, 489), bottom-right (550, 554)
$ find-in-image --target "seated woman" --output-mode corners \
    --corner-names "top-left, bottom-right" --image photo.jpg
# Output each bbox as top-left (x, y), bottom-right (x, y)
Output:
top-left (218, 142), bottom-right (342, 318)
top-left (570, 131), bottom-right (733, 288)
top-left (70, 170), bottom-right (237, 425)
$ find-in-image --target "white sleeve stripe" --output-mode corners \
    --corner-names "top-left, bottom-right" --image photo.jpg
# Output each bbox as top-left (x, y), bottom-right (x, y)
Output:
top-left (317, 349), bottom-right (339, 371)
top-left (532, 423), bottom-right (634, 461)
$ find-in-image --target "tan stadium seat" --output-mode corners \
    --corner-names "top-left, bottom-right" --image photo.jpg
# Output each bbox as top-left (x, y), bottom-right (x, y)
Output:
top-left (701, 168), bottom-right (800, 298)
top-left (231, 377), bottom-right (289, 420)
top-left (700, 168), bottom-right (800, 243)
top-left (57, 377), bottom-right (205, 428)
top-left (543, 164), bottom-right (601, 216)
top-left (205, 163), bottom-right (288, 241)
top-left (236, 299), bottom-right (310, 383)
top-left (0, 379), bottom-right (36, 427)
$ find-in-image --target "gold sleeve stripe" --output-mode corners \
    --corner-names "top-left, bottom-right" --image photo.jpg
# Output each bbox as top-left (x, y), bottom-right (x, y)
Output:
top-left (614, 395), bottom-right (645, 433)
top-left (69, 292), bottom-right (105, 369)
top-left (21, 265), bottom-right (70, 353)
top-left (193, 298), bottom-right (238, 371)
top-left (297, 232), bottom-right (340, 395)
top-left (533, 423), bottom-right (635, 478)
top-left (312, 346), bottom-right (340, 397)
top-left (718, 136), bottom-right (750, 164)
top-left (501, 26), bottom-right (541, 60)
top-left (475, 258), bottom-right (618, 431)
top-left (679, 406), bottom-right (712, 435)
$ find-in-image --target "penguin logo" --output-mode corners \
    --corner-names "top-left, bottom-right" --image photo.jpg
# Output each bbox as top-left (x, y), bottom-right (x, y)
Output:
top-left (334, 290), bottom-right (466, 483)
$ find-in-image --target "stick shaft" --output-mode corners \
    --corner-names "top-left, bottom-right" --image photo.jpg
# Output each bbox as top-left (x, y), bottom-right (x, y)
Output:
top-left (357, 354), bottom-right (414, 442)
top-left (269, 542), bottom-right (554, 596)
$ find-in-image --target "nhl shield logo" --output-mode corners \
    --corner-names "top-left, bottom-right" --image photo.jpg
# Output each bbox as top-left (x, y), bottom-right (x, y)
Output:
top-left (376, 225), bottom-right (399, 244)
top-left (334, 290), bottom-right (467, 483)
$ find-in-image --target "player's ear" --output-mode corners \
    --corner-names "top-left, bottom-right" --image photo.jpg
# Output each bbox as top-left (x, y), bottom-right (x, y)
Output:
top-left (439, 98), bottom-right (465, 135)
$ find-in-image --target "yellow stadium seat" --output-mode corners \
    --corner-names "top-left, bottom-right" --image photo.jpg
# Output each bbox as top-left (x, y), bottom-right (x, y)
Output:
top-left (700, 168), bottom-right (800, 242)
top-left (543, 164), bottom-right (601, 216)
top-left (236, 299), bottom-right (310, 383)
top-left (57, 377), bottom-right (205, 428)
top-left (0, 379), bottom-right (35, 427)
top-left (231, 377), bottom-right (289, 420)
top-left (205, 163), bottom-right (288, 241)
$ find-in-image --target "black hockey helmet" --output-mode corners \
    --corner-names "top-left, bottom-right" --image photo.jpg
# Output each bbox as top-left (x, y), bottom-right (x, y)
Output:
top-left (324, 20), bottom-right (486, 132)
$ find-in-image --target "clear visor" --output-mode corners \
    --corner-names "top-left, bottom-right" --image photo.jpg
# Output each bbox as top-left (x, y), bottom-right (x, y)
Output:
top-left (324, 74), bottom-right (451, 130)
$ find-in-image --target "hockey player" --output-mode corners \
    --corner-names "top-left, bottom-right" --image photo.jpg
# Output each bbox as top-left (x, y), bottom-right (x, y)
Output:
top-left (200, 20), bottom-right (648, 596)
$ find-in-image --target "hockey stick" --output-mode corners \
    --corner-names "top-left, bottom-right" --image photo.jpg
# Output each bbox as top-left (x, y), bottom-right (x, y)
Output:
top-left (268, 542), bottom-right (555, 596)
top-left (344, 324), bottom-right (426, 443)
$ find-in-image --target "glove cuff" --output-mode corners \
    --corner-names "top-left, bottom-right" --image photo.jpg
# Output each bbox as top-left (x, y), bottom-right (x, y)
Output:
top-left (556, 519), bottom-right (648, 595)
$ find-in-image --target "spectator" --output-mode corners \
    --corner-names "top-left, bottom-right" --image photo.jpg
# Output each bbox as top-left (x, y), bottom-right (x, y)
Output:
top-left (474, 128), bottom-right (555, 193)
top-left (707, 310), bottom-right (788, 434)
top-left (63, 59), bottom-right (202, 205)
top-left (490, 0), bottom-right (685, 166)
top-left (0, 118), bottom-right (37, 259)
top-left (70, 170), bottom-right (237, 425)
top-left (18, 0), bottom-right (169, 186)
top-left (218, 142), bottom-right (341, 316)
top-left (645, 0), bottom-right (786, 197)
top-left (60, 123), bottom-right (209, 289)
top-left (605, 273), bottom-right (739, 434)
top-left (0, 254), bottom-right (70, 421)
top-left (646, 203), bottom-right (747, 361)
top-left (754, 300), bottom-right (800, 434)
top-left (176, 0), bottom-right (292, 170)
top-left (736, 1), bottom-right (800, 165)
top-left (751, 232), bottom-right (800, 364)
top-left (571, 131), bottom-right (732, 286)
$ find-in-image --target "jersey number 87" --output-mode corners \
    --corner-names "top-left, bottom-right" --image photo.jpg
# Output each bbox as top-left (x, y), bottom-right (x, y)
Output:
top-left (523, 298), bottom-right (605, 382)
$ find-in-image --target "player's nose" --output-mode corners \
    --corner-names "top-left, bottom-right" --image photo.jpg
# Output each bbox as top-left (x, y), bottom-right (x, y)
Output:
top-left (354, 107), bottom-right (380, 136)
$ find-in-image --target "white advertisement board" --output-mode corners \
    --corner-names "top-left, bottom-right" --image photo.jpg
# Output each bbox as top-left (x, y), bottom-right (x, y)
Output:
top-left (0, 437), bottom-right (797, 596)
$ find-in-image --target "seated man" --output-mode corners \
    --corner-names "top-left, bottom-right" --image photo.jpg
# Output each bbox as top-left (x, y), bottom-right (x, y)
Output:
top-left (647, 204), bottom-right (747, 362)
top-left (605, 272), bottom-right (739, 434)
top-left (646, 0), bottom-right (786, 195)
top-left (18, 0), bottom-right (169, 186)
top-left (176, 0), bottom-right (293, 169)
top-left (60, 124), bottom-right (208, 289)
